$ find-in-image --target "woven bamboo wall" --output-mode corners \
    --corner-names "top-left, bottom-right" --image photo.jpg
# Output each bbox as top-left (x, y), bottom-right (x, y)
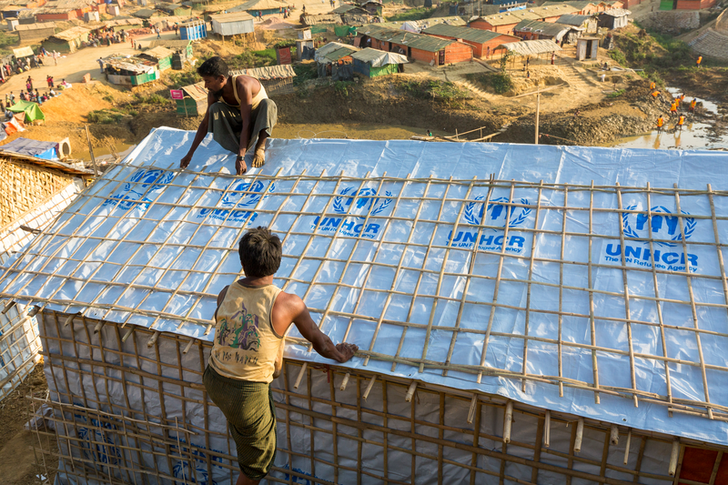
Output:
top-left (32, 310), bottom-right (728, 485)
top-left (0, 158), bottom-right (74, 228)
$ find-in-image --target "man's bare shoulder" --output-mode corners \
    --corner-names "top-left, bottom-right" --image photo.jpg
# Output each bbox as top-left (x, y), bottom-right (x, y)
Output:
top-left (274, 291), bottom-right (304, 312)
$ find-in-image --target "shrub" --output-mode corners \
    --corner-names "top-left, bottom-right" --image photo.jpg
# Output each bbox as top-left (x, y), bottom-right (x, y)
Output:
top-left (334, 81), bottom-right (352, 97)
top-left (386, 7), bottom-right (434, 21)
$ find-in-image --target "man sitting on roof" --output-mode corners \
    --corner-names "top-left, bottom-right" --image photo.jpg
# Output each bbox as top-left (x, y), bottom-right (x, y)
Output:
top-left (204, 227), bottom-right (358, 485)
top-left (180, 56), bottom-right (278, 175)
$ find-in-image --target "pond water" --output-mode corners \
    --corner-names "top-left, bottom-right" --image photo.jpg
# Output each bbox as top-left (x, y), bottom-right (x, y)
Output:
top-left (610, 89), bottom-right (727, 151)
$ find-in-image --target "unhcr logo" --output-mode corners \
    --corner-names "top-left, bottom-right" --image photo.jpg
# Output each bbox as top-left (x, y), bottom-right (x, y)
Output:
top-left (311, 187), bottom-right (392, 238)
top-left (103, 169), bottom-right (174, 211)
top-left (604, 205), bottom-right (699, 271)
top-left (448, 196), bottom-right (531, 253)
top-left (198, 180), bottom-right (273, 224)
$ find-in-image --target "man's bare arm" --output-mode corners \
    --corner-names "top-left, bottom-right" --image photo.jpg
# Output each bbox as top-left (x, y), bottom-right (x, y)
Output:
top-left (279, 294), bottom-right (357, 363)
top-left (180, 93), bottom-right (214, 169)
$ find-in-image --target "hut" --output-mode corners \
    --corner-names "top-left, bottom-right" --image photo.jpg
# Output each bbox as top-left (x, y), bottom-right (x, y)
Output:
top-left (8, 128), bottom-right (728, 485)
top-left (40, 26), bottom-right (90, 53)
top-left (513, 19), bottom-right (576, 43)
top-left (175, 81), bottom-right (207, 116)
top-left (12, 45), bottom-right (35, 62)
top-left (576, 35), bottom-right (600, 59)
top-left (351, 47), bottom-right (408, 77)
top-left (229, 64), bottom-right (297, 95)
top-left (103, 55), bottom-right (160, 87)
top-left (34, 0), bottom-right (95, 21)
top-left (422, 23), bottom-right (521, 58)
top-left (542, 0), bottom-right (624, 14)
top-left (557, 13), bottom-right (599, 34)
top-left (0, 149), bottom-right (90, 401)
top-left (597, 8), bottom-right (631, 29)
top-left (469, 4), bottom-right (579, 33)
top-left (179, 19), bottom-right (207, 40)
top-left (227, 0), bottom-right (287, 17)
top-left (157, 2), bottom-right (192, 17)
top-left (359, 27), bottom-right (473, 65)
top-left (131, 7), bottom-right (158, 19)
top-left (138, 46), bottom-right (174, 71)
top-left (314, 42), bottom-right (359, 80)
top-left (360, 0), bottom-right (382, 15)
top-left (209, 11), bottom-right (255, 39)
top-left (494, 37), bottom-right (563, 59)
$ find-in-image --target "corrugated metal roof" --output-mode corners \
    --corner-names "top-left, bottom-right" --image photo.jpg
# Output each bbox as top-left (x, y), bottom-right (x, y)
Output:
top-left (351, 47), bottom-right (408, 66)
top-left (422, 23), bottom-right (514, 43)
top-left (301, 13), bottom-right (341, 25)
top-left (140, 46), bottom-right (174, 60)
top-left (229, 64), bottom-right (297, 80)
top-left (473, 4), bottom-right (578, 26)
top-left (557, 14), bottom-right (591, 26)
top-left (50, 26), bottom-right (89, 41)
top-left (209, 11), bottom-right (254, 22)
top-left (228, 0), bottom-right (286, 12)
top-left (599, 8), bottom-right (630, 16)
top-left (332, 4), bottom-right (363, 13)
top-left (363, 28), bottom-right (455, 52)
top-left (14, 22), bottom-right (56, 31)
top-left (315, 42), bottom-right (359, 63)
top-left (496, 38), bottom-right (563, 55)
top-left (514, 19), bottom-right (574, 37)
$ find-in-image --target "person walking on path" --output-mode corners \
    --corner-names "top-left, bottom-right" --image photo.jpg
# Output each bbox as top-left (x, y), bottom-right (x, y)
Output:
top-left (26, 76), bottom-right (33, 92)
top-left (689, 98), bottom-right (697, 112)
top-left (203, 227), bottom-right (357, 485)
top-left (678, 114), bottom-right (686, 130)
top-left (97, 57), bottom-right (104, 73)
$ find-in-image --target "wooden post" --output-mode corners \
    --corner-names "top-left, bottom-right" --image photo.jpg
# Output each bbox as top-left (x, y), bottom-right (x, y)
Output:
top-left (535, 92), bottom-right (540, 145)
top-left (85, 125), bottom-right (99, 176)
top-left (544, 410), bottom-right (551, 448)
top-left (668, 440), bottom-right (679, 476)
top-left (503, 401), bottom-right (513, 443)
top-left (610, 424), bottom-right (619, 445)
top-left (574, 418), bottom-right (584, 452)
top-left (623, 429), bottom-right (631, 465)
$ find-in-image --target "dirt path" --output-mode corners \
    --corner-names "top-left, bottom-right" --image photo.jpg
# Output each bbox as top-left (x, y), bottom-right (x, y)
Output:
top-left (0, 31), bottom-right (175, 98)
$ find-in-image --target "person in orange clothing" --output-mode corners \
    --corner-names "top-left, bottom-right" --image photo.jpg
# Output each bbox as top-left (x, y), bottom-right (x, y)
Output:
top-left (689, 98), bottom-right (697, 112)
top-left (677, 114), bottom-right (686, 130)
top-left (680, 94), bottom-right (685, 103)
top-left (651, 90), bottom-right (660, 100)
top-left (649, 81), bottom-right (656, 90)
top-left (696, 56), bottom-right (702, 68)
top-left (657, 115), bottom-right (664, 132)
top-left (670, 102), bottom-right (678, 116)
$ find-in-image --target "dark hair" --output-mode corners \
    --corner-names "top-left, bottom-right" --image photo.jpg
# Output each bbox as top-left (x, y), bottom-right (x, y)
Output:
top-left (197, 56), bottom-right (228, 78)
top-left (238, 227), bottom-right (282, 278)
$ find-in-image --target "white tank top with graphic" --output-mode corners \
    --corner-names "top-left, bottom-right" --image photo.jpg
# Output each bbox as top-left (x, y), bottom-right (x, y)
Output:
top-left (209, 282), bottom-right (284, 383)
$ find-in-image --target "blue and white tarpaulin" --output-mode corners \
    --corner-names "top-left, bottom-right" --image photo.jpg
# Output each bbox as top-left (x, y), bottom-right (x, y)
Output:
top-left (2, 127), bottom-right (728, 447)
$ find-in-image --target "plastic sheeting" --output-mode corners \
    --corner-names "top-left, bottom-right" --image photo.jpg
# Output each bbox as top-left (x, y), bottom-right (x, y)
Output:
top-left (3, 127), bottom-right (728, 447)
top-left (1, 137), bottom-right (58, 160)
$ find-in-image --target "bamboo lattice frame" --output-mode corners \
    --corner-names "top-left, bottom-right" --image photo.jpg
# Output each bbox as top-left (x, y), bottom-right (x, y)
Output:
top-left (0, 300), bottom-right (41, 401)
top-left (2, 170), bottom-right (728, 422)
top-left (31, 312), bottom-right (728, 485)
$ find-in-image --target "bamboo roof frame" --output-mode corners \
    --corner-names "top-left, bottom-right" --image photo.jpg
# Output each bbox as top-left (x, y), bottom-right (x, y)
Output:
top-left (3, 169), bottom-right (728, 426)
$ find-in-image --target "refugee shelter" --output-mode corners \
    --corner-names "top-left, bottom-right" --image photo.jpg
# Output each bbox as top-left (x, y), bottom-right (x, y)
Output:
top-left (0, 137), bottom-right (70, 160)
top-left (131, 8), bottom-right (158, 19)
top-left (558, 13), bottom-right (599, 33)
top-left (0, 150), bottom-right (90, 401)
top-left (157, 2), bottom-right (191, 16)
top-left (229, 64), bottom-right (296, 95)
top-left (351, 47), bottom-right (407, 77)
top-left (7, 129), bottom-right (728, 485)
top-left (7, 100), bottom-right (45, 124)
top-left (227, 0), bottom-right (287, 17)
top-left (513, 19), bottom-right (576, 43)
top-left (542, 0), bottom-right (624, 14)
top-left (209, 11), bottom-right (254, 38)
top-left (598, 8), bottom-right (631, 29)
top-left (179, 18), bottom-right (207, 40)
top-left (15, 22), bottom-right (55, 43)
top-left (495, 38), bottom-right (563, 59)
top-left (12, 45), bottom-right (34, 61)
top-left (175, 81), bottom-right (207, 116)
top-left (469, 4), bottom-right (579, 33)
top-left (138, 46), bottom-right (174, 71)
top-left (422, 23), bottom-right (521, 58)
top-left (315, 41), bottom-right (359, 79)
top-left (103, 55), bottom-right (160, 86)
top-left (40, 26), bottom-right (90, 53)
top-left (359, 27), bottom-right (473, 65)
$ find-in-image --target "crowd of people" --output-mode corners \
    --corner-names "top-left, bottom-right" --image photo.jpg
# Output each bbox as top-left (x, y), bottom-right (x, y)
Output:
top-left (0, 75), bottom-right (71, 115)
top-left (86, 26), bottom-right (130, 47)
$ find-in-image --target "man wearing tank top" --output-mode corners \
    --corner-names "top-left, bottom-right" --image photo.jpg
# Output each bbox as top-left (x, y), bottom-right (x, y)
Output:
top-left (204, 227), bottom-right (358, 485)
top-left (180, 56), bottom-right (278, 175)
